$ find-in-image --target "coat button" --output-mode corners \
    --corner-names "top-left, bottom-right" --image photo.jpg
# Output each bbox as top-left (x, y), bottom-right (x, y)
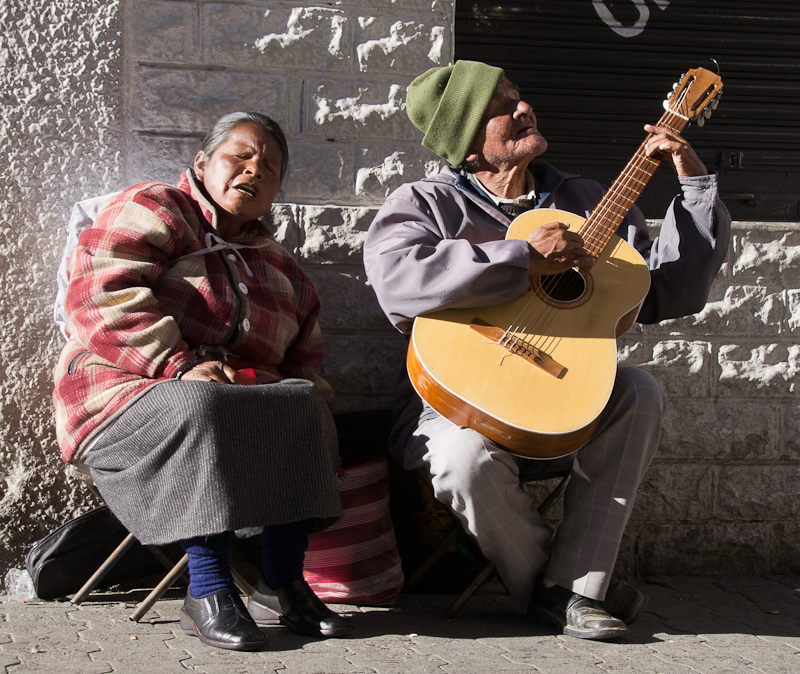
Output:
top-left (238, 282), bottom-right (248, 294)
top-left (242, 319), bottom-right (251, 332)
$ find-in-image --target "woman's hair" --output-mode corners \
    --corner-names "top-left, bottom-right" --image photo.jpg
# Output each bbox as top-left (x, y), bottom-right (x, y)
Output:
top-left (199, 112), bottom-right (289, 182)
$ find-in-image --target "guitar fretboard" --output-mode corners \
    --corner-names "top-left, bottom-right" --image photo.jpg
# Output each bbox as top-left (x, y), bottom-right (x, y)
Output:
top-left (579, 109), bottom-right (689, 257)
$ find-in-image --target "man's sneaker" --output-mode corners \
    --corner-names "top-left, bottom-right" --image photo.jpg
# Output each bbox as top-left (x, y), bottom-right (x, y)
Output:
top-left (528, 579), bottom-right (629, 641)
top-left (600, 577), bottom-right (648, 624)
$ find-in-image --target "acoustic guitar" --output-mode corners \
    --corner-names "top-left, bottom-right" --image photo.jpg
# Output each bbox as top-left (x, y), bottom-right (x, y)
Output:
top-left (408, 68), bottom-right (723, 459)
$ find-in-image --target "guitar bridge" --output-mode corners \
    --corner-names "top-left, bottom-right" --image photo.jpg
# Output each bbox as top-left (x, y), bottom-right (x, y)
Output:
top-left (470, 318), bottom-right (565, 379)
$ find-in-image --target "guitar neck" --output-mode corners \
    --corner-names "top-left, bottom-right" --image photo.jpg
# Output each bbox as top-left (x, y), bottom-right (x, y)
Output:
top-left (579, 109), bottom-right (689, 256)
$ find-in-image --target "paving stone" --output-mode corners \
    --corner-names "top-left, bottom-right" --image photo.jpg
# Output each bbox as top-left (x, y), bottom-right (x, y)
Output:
top-left (2, 579), bottom-right (800, 673)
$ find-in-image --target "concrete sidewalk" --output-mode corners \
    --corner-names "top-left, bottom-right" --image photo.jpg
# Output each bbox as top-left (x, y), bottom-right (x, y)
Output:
top-left (1, 576), bottom-right (799, 673)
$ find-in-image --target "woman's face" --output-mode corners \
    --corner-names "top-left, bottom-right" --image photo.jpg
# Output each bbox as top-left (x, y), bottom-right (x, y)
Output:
top-left (193, 123), bottom-right (283, 235)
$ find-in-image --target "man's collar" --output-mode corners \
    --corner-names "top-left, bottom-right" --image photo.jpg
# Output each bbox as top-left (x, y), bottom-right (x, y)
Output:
top-left (465, 170), bottom-right (537, 207)
top-left (527, 160), bottom-right (570, 194)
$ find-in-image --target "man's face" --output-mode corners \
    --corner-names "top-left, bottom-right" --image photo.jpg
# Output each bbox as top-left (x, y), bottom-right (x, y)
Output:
top-left (469, 78), bottom-right (548, 170)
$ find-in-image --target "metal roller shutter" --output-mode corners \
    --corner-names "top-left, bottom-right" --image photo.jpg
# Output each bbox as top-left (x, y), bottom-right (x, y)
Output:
top-left (455, 0), bottom-right (799, 221)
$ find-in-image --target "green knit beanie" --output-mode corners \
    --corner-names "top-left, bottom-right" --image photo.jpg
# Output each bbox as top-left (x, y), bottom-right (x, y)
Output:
top-left (406, 60), bottom-right (504, 167)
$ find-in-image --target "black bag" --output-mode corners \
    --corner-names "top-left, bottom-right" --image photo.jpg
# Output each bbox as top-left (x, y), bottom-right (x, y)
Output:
top-left (25, 505), bottom-right (165, 600)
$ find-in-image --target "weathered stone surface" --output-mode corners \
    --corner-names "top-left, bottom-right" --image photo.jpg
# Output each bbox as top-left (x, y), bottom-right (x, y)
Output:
top-left (770, 521), bottom-right (800, 573)
top-left (717, 342), bottom-right (799, 396)
top-left (355, 144), bottom-right (441, 199)
top-left (319, 333), bottom-right (408, 410)
top-left (202, 3), bottom-right (351, 71)
top-left (730, 225), bottom-right (800, 281)
top-left (131, 0), bottom-right (198, 63)
top-left (307, 78), bottom-right (416, 139)
top-left (0, 0), bottom-right (123, 572)
top-left (132, 67), bottom-right (294, 134)
top-left (521, 476), bottom-right (566, 522)
top-left (630, 522), bottom-right (772, 575)
top-left (659, 400), bottom-right (781, 462)
top-left (634, 464), bottom-right (715, 522)
top-left (617, 339), bottom-right (712, 398)
top-left (283, 141), bottom-right (354, 204)
top-left (299, 205), bottom-right (376, 263)
top-left (265, 203), bottom-right (302, 255)
top-left (672, 282), bottom-right (788, 337)
top-left (787, 288), bottom-right (800, 333)
top-left (714, 465), bottom-right (800, 520)
top-left (782, 400), bottom-right (800, 460)
top-left (354, 15), bottom-right (448, 73)
top-left (306, 266), bottom-right (391, 332)
top-left (127, 133), bottom-right (202, 185)
top-left (334, 0), bottom-right (449, 8)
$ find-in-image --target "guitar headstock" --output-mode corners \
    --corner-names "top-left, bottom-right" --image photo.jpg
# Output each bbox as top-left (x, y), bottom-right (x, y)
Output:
top-left (663, 67), bottom-right (723, 127)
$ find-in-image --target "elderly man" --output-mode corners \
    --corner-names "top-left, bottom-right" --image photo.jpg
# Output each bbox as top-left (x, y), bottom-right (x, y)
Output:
top-left (363, 60), bottom-right (729, 640)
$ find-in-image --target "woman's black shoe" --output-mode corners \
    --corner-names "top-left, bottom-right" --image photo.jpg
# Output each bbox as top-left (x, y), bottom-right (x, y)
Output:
top-left (180, 588), bottom-right (268, 651)
top-left (247, 577), bottom-right (354, 637)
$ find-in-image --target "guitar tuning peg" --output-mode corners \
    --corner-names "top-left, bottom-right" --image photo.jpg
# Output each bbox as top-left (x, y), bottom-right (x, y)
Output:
top-left (663, 99), bottom-right (671, 111)
top-left (696, 116), bottom-right (705, 127)
top-left (709, 98), bottom-right (719, 110)
top-left (703, 107), bottom-right (713, 118)
top-left (672, 82), bottom-right (679, 91)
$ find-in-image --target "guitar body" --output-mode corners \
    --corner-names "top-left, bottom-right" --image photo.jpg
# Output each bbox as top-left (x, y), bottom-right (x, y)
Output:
top-left (408, 208), bottom-right (651, 459)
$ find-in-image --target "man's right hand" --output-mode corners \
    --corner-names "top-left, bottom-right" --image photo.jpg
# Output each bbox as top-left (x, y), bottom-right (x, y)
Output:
top-left (526, 222), bottom-right (596, 276)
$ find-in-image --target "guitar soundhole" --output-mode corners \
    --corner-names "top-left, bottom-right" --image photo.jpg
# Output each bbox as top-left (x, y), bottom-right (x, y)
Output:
top-left (535, 269), bottom-right (592, 308)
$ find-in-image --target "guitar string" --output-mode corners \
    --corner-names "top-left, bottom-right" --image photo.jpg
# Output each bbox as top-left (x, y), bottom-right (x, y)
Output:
top-left (583, 105), bottom-right (689, 246)
top-left (518, 76), bottom-right (715, 346)
top-left (497, 107), bottom-right (690, 362)
top-left (502, 127), bottom-right (666, 354)
top-left (516, 110), bottom-right (682, 349)
top-left (498, 142), bottom-right (659, 359)
top-left (580, 109), bottom-right (685, 252)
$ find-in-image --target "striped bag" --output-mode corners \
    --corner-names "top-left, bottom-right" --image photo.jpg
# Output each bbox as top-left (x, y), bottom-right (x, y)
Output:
top-left (304, 455), bottom-right (404, 605)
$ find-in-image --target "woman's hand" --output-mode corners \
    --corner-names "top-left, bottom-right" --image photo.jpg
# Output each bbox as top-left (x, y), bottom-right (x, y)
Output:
top-left (527, 222), bottom-right (596, 276)
top-left (644, 124), bottom-right (708, 177)
top-left (180, 360), bottom-right (237, 384)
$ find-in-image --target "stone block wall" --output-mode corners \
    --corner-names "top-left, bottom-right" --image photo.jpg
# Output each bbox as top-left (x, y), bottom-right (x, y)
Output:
top-left (0, 0), bottom-right (797, 578)
top-left (0, 0), bottom-right (125, 565)
top-left (622, 223), bottom-right (800, 576)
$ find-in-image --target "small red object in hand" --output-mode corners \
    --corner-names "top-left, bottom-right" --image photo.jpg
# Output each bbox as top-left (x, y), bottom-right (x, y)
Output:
top-left (236, 368), bottom-right (257, 385)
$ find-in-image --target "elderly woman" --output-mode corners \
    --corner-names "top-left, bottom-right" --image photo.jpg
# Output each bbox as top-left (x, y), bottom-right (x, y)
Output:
top-left (52, 112), bottom-right (352, 651)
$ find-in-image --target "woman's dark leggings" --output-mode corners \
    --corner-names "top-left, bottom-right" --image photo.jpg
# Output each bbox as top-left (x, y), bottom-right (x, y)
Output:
top-left (180, 519), bottom-right (311, 598)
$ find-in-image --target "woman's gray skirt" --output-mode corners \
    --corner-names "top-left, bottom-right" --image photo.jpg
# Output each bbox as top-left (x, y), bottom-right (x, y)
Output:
top-left (81, 378), bottom-right (343, 546)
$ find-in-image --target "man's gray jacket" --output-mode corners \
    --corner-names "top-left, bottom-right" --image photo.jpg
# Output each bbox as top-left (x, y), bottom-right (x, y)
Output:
top-left (364, 162), bottom-right (731, 336)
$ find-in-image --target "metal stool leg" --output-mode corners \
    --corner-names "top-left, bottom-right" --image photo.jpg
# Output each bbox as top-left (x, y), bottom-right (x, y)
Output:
top-left (446, 561), bottom-right (496, 618)
top-left (444, 474), bottom-right (570, 618)
top-left (536, 474), bottom-right (569, 516)
top-left (145, 545), bottom-right (190, 586)
top-left (129, 554), bottom-right (188, 622)
top-left (231, 567), bottom-right (253, 597)
top-left (406, 526), bottom-right (460, 590)
top-left (71, 533), bottom-right (137, 605)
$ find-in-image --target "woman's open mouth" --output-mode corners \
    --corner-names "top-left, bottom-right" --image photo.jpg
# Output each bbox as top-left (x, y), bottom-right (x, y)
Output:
top-left (234, 184), bottom-right (257, 197)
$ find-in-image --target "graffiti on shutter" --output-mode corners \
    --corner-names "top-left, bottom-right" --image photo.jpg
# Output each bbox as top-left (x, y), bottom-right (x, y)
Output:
top-left (592, 0), bottom-right (670, 38)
